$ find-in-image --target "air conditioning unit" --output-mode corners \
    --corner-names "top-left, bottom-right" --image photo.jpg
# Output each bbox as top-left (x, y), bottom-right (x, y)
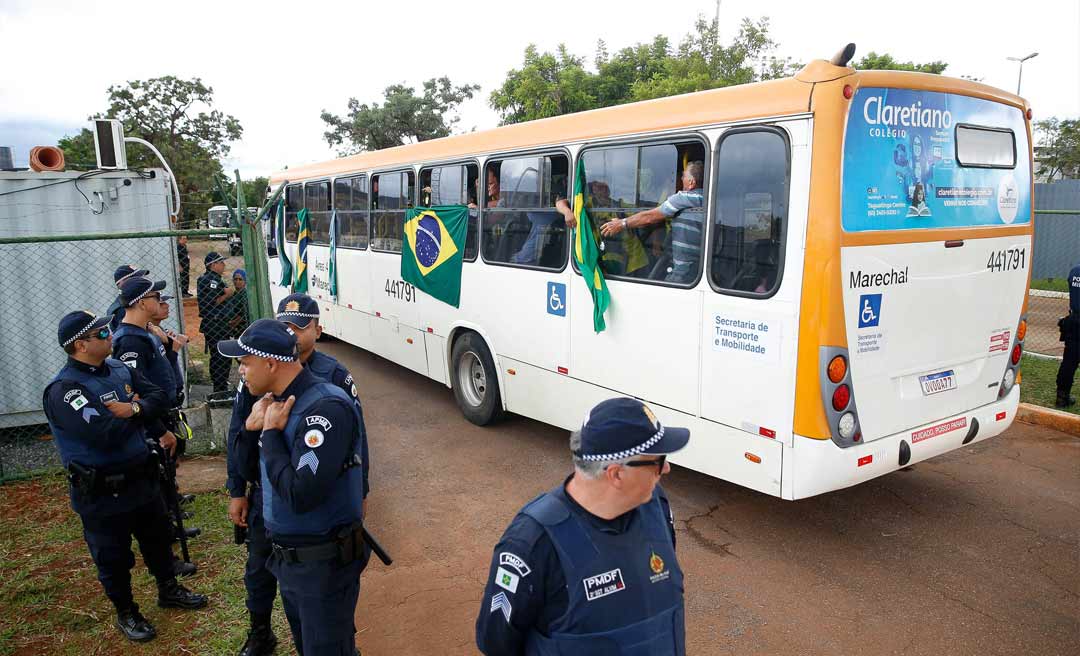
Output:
top-left (93, 119), bottom-right (127, 169)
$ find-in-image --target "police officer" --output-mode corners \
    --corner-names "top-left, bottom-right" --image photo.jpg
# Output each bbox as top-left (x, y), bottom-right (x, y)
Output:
top-left (197, 251), bottom-right (234, 399)
top-left (1056, 260), bottom-right (1080, 407)
top-left (476, 397), bottom-right (689, 656)
top-left (43, 311), bottom-right (207, 643)
top-left (177, 235), bottom-right (192, 298)
top-left (218, 319), bottom-right (368, 655)
top-left (225, 294), bottom-right (371, 656)
top-left (106, 264), bottom-right (149, 332)
top-left (113, 277), bottom-right (197, 577)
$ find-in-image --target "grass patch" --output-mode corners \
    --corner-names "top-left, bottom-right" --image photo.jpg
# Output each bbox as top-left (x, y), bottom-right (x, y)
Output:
top-left (1030, 277), bottom-right (1069, 293)
top-left (1020, 354), bottom-right (1077, 415)
top-left (0, 474), bottom-right (297, 655)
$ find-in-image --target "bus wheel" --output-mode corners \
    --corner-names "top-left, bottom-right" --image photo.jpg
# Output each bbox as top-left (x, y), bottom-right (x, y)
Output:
top-left (451, 332), bottom-right (503, 426)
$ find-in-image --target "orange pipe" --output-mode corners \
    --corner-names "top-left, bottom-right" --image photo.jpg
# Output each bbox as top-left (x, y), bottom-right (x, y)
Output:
top-left (29, 146), bottom-right (65, 172)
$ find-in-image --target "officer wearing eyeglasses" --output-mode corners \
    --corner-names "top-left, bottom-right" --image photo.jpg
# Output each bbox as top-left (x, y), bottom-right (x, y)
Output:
top-left (106, 264), bottom-right (149, 332)
top-left (476, 397), bottom-right (688, 656)
top-left (42, 311), bottom-right (207, 644)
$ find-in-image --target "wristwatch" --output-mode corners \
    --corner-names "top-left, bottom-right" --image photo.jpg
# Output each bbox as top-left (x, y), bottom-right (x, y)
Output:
top-left (131, 402), bottom-right (141, 416)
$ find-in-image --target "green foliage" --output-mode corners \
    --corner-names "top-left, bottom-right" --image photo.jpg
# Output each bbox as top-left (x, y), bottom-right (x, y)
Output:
top-left (57, 76), bottom-right (243, 229)
top-left (853, 52), bottom-right (948, 74)
top-left (1035, 118), bottom-right (1080, 180)
top-left (321, 77), bottom-right (480, 155)
top-left (489, 15), bottom-right (801, 125)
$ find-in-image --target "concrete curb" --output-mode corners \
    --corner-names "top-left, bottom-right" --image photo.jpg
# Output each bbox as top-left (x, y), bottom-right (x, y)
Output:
top-left (1016, 402), bottom-right (1080, 437)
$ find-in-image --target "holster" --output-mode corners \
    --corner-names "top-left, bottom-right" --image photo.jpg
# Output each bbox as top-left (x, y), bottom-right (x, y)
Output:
top-left (335, 523), bottom-right (367, 564)
top-left (1059, 314), bottom-right (1079, 342)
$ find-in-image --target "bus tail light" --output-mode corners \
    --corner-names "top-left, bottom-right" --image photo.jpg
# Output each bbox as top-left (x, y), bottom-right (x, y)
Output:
top-left (1016, 319), bottom-right (1027, 342)
top-left (843, 84), bottom-right (854, 100)
top-left (1026, 108), bottom-right (1033, 120)
top-left (832, 385), bottom-right (851, 411)
top-left (1010, 344), bottom-right (1022, 365)
top-left (999, 314), bottom-right (1026, 397)
top-left (821, 346), bottom-right (862, 448)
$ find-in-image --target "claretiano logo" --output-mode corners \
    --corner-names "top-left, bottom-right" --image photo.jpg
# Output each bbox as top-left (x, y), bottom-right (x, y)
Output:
top-left (863, 96), bottom-right (953, 139)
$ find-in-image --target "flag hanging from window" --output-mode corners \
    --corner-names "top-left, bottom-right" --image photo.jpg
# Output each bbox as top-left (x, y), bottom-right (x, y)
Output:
top-left (277, 199), bottom-right (293, 288)
top-left (572, 158), bottom-right (610, 332)
top-left (401, 205), bottom-right (468, 307)
top-left (329, 209), bottom-right (339, 299)
top-left (294, 208), bottom-right (310, 293)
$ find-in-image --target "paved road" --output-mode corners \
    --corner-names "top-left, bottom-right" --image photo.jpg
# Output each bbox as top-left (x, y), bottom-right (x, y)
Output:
top-left (316, 339), bottom-right (1079, 656)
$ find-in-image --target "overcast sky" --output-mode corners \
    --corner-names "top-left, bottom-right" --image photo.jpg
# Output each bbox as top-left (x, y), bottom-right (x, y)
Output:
top-left (2, 0), bottom-right (1077, 177)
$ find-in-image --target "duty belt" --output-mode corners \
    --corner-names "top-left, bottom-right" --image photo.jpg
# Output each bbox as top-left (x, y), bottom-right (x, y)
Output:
top-left (271, 523), bottom-right (366, 564)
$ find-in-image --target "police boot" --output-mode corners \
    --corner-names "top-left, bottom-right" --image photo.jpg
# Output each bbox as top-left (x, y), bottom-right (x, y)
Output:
top-left (238, 613), bottom-right (278, 656)
top-left (116, 605), bottom-right (157, 642)
top-left (172, 557), bottom-right (197, 578)
top-left (157, 579), bottom-right (208, 610)
top-left (1055, 390), bottom-right (1076, 408)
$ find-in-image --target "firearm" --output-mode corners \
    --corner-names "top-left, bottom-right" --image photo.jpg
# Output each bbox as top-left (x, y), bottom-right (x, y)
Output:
top-left (154, 442), bottom-right (196, 563)
top-left (360, 526), bottom-right (393, 566)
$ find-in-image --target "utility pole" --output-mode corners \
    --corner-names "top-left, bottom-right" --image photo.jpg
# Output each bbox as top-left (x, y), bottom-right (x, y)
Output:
top-left (1006, 52), bottom-right (1038, 95)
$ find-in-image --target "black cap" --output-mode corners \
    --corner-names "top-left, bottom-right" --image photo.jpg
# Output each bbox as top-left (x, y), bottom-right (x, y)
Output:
top-left (113, 265), bottom-right (149, 286)
top-left (276, 293), bottom-right (320, 328)
top-left (119, 277), bottom-right (167, 306)
top-left (58, 310), bottom-right (111, 347)
top-left (204, 251), bottom-right (226, 266)
top-left (576, 398), bottom-right (690, 462)
top-left (217, 318), bottom-right (298, 361)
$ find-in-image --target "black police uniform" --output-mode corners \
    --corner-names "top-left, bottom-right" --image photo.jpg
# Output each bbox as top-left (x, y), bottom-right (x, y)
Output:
top-left (219, 320), bottom-right (368, 655)
top-left (476, 397), bottom-right (689, 656)
top-left (177, 240), bottom-right (191, 296)
top-left (43, 312), bottom-right (206, 641)
top-left (1056, 263), bottom-right (1080, 405)
top-left (227, 350), bottom-right (370, 622)
top-left (107, 266), bottom-right (148, 333)
top-left (196, 258), bottom-right (232, 393)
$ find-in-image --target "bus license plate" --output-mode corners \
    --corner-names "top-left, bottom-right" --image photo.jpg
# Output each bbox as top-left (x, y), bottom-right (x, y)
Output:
top-left (920, 370), bottom-right (956, 396)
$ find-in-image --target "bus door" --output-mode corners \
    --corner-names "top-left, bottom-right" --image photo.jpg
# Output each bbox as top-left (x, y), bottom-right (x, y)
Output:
top-left (696, 123), bottom-right (808, 492)
top-left (839, 88), bottom-right (1032, 442)
top-left (331, 175), bottom-right (374, 345)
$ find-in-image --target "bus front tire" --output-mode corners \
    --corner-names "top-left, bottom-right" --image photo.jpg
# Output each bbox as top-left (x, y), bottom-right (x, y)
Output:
top-left (451, 333), bottom-right (503, 426)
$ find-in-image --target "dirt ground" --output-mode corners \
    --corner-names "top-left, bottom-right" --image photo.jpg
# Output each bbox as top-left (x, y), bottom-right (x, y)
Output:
top-left (171, 338), bottom-right (1080, 656)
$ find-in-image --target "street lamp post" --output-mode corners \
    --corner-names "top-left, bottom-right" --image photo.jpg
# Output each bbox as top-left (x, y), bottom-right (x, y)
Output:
top-left (1006, 52), bottom-right (1039, 95)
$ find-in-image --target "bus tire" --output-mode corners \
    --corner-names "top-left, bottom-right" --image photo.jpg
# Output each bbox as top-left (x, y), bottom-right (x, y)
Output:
top-left (451, 332), bottom-right (504, 426)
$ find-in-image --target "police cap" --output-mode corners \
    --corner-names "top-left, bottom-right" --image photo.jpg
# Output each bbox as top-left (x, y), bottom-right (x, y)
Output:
top-left (113, 264), bottom-right (149, 286)
top-left (276, 293), bottom-right (320, 328)
top-left (58, 310), bottom-right (111, 347)
top-left (217, 318), bottom-right (298, 362)
top-left (119, 277), bottom-right (167, 306)
top-left (204, 251), bottom-right (227, 267)
top-left (576, 397), bottom-right (690, 462)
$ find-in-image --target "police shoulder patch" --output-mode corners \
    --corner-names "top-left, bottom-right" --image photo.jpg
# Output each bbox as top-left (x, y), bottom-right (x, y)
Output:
top-left (303, 429), bottom-right (325, 448)
top-left (499, 552), bottom-right (532, 577)
top-left (119, 351), bottom-right (138, 361)
top-left (209, 281), bottom-right (218, 289)
top-left (305, 415), bottom-right (332, 431)
top-left (350, 384), bottom-right (358, 399)
top-left (64, 389), bottom-right (89, 411)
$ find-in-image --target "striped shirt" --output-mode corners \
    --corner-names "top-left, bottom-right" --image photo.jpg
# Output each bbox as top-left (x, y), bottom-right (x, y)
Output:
top-left (660, 189), bottom-right (705, 283)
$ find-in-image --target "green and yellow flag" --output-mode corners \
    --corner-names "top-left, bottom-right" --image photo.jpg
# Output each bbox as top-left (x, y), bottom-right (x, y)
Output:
top-left (294, 208), bottom-right (310, 293)
top-left (573, 159), bottom-right (610, 332)
top-left (401, 205), bottom-right (468, 307)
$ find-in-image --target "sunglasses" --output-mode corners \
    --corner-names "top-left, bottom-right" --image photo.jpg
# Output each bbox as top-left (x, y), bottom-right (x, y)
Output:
top-left (84, 327), bottom-right (112, 341)
top-left (623, 454), bottom-right (667, 474)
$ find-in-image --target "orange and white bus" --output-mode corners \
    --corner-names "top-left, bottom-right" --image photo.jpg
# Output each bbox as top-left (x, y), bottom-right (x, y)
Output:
top-left (266, 46), bottom-right (1033, 499)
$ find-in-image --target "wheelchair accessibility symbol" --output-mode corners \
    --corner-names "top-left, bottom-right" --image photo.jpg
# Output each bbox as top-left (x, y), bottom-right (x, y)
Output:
top-left (858, 293), bottom-right (882, 328)
top-left (547, 282), bottom-right (566, 317)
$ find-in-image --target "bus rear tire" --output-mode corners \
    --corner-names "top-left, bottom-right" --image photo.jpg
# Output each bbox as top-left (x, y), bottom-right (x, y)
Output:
top-left (451, 332), bottom-right (503, 426)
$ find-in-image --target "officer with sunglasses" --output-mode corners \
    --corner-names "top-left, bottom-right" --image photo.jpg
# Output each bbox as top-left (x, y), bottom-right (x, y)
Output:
top-left (476, 397), bottom-right (689, 656)
top-left (43, 311), bottom-right (208, 644)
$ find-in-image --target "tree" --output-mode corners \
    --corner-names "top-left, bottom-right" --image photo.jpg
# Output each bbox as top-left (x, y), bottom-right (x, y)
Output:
top-left (853, 52), bottom-right (948, 74)
top-left (58, 76), bottom-right (242, 227)
top-left (489, 15), bottom-right (800, 125)
top-left (1035, 118), bottom-right (1080, 180)
top-left (321, 77), bottom-right (480, 156)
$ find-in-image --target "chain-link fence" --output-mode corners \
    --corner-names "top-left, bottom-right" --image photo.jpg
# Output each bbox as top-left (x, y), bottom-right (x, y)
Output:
top-left (1028, 204), bottom-right (1079, 358)
top-left (0, 229), bottom-right (268, 481)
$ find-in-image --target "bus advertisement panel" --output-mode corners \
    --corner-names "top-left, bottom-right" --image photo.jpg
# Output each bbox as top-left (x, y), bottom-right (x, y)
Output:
top-left (842, 87), bottom-right (1031, 232)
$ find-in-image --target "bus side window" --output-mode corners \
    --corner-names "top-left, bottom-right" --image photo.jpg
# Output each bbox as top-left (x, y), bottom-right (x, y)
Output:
top-left (285, 184), bottom-right (302, 242)
top-left (482, 155), bottom-right (568, 269)
top-left (576, 140), bottom-right (705, 286)
top-left (709, 130), bottom-right (789, 297)
top-left (305, 181), bottom-right (331, 245)
top-left (371, 171), bottom-right (413, 253)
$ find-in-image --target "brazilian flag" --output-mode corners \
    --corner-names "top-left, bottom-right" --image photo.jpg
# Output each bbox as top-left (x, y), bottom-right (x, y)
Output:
top-left (572, 158), bottom-right (610, 332)
top-left (295, 208), bottom-right (310, 293)
top-left (277, 199), bottom-right (293, 287)
top-left (401, 205), bottom-right (468, 307)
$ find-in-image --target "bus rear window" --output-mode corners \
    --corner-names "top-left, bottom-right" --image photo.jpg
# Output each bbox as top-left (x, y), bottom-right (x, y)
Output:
top-left (956, 125), bottom-right (1015, 168)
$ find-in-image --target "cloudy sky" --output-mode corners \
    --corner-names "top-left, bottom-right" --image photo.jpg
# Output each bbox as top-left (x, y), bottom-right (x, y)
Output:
top-left (1, 0), bottom-right (1077, 176)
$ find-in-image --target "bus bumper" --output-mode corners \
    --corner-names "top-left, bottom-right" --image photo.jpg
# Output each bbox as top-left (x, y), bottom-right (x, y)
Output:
top-left (786, 384), bottom-right (1021, 500)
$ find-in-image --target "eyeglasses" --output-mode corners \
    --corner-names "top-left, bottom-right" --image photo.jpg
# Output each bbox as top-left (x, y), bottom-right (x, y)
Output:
top-left (84, 327), bottom-right (112, 341)
top-left (143, 293), bottom-right (161, 302)
top-left (623, 454), bottom-right (667, 475)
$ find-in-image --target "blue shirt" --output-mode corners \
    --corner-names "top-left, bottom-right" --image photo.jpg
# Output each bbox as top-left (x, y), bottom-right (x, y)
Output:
top-left (660, 189), bottom-right (705, 284)
top-left (475, 476), bottom-right (676, 656)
